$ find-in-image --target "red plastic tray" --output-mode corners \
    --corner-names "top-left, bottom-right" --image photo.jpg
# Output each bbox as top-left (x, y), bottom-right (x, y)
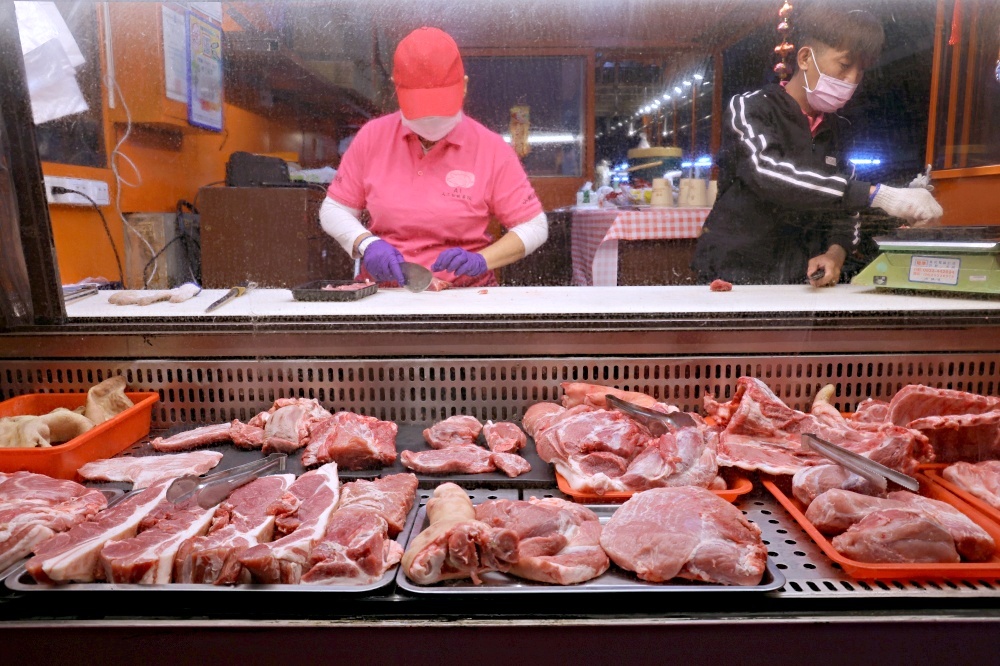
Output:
top-left (555, 471), bottom-right (753, 504)
top-left (763, 475), bottom-right (1000, 580)
top-left (0, 392), bottom-right (159, 479)
top-left (922, 466), bottom-right (1000, 529)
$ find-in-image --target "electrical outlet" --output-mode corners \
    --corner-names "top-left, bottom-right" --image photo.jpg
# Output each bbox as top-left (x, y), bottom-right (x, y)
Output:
top-left (43, 176), bottom-right (111, 206)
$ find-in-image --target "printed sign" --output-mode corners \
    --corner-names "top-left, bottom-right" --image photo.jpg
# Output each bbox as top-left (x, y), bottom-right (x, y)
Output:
top-left (908, 255), bottom-right (961, 286)
top-left (187, 11), bottom-right (223, 131)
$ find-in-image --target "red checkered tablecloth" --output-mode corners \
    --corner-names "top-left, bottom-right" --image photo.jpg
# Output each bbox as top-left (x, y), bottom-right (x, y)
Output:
top-left (570, 206), bottom-right (711, 286)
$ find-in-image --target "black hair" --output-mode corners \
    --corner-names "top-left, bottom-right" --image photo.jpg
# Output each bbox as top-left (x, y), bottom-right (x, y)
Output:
top-left (795, 2), bottom-right (885, 69)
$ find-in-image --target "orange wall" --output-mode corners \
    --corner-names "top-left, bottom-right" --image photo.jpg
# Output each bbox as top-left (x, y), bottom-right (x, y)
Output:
top-left (933, 174), bottom-right (1000, 227)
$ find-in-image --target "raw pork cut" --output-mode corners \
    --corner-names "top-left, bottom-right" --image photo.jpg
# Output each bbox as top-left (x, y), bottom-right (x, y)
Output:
top-left (534, 406), bottom-right (647, 466)
top-left (704, 377), bottom-right (930, 476)
top-left (27, 478), bottom-right (173, 583)
top-left (239, 463), bottom-right (340, 584)
top-left (423, 415), bottom-right (483, 449)
top-left (262, 398), bottom-right (331, 454)
top-left (151, 423), bottom-right (233, 452)
top-left (521, 402), bottom-right (565, 438)
top-left (599, 486), bottom-right (767, 585)
top-left (400, 445), bottom-right (495, 475)
top-left (560, 382), bottom-right (661, 410)
top-left (173, 474), bottom-right (295, 584)
top-left (942, 461), bottom-right (1000, 510)
top-left (229, 420), bottom-right (265, 449)
top-left (907, 411), bottom-right (1000, 463)
top-left (83, 376), bottom-right (133, 425)
top-left (886, 385), bottom-right (1000, 426)
top-left (0, 472), bottom-right (107, 572)
top-left (831, 509), bottom-right (961, 564)
top-left (98, 498), bottom-right (216, 584)
top-left (401, 482), bottom-right (518, 584)
top-left (618, 427), bottom-right (718, 492)
top-left (301, 411), bottom-right (398, 469)
top-left (474, 497), bottom-right (608, 584)
top-left (482, 421), bottom-right (526, 453)
top-left (77, 451), bottom-right (224, 488)
top-left (490, 451), bottom-right (532, 477)
top-left (300, 474), bottom-right (418, 585)
top-left (791, 464), bottom-right (885, 507)
top-left (804, 488), bottom-right (995, 561)
top-left (337, 473), bottom-right (419, 537)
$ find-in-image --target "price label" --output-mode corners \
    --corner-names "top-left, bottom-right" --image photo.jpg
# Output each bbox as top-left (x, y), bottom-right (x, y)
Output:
top-left (908, 255), bottom-right (960, 285)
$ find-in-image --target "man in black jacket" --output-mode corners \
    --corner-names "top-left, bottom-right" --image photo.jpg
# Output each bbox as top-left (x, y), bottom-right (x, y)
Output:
top-left (692, 4), bottom-right (943, 287)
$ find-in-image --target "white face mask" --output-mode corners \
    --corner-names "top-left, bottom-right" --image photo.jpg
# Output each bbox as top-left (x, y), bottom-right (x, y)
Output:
top-left (802, 48), bottom-right (858, 113)
top-left (401, 112), bottom-right (463, 141)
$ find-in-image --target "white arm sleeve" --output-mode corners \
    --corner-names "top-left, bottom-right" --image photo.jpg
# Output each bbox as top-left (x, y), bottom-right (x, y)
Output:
top-left (508, 211), bottom-right (548, 256)
top-left (319, 196), bottom-right (369, 257)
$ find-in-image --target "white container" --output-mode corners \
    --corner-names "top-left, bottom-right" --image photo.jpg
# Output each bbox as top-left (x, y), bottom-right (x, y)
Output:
top-left (678, 178), bottom-right (708, 207)
top-left (706, 180), bottom-right (719, 207)
top-left (650, 178), bottom-right (673, 207)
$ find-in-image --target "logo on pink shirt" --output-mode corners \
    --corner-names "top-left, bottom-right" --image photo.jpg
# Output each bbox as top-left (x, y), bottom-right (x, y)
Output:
top-left (445, 170), bottom-right (476, 188)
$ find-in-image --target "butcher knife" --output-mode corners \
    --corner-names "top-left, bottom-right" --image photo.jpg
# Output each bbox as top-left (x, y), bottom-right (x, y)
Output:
top-left (399, 262), bottom-right (433, 293)
top-left (166, 453), bottom-right (287, 509)
top-left (205, 281), bottom-right (257, 313)
top-left (801, 433), bottom-right (920, 492)
top-left (605, 394), bottom-right (698, 434)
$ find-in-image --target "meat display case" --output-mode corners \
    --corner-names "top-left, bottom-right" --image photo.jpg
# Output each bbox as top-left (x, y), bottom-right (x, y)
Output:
top-left (3, 286), bottom-right (1000, 661)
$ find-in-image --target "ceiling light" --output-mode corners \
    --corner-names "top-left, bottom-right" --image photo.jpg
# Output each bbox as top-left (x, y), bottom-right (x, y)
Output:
top-left (674, 86), bottom-right (682, 94)
top-left (693, 74), bottom-right (704, 80)
top-left (662, 93), bottom-right (671, 100)
top-left (683, 80), bottom-right (692, 86)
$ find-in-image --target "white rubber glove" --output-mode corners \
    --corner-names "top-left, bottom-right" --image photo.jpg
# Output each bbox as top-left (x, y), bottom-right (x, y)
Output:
top-left (871, 184), bottom-right (943, 226)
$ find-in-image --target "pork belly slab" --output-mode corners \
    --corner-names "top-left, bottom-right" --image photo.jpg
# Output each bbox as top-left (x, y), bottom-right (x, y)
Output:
top-left (151, 423), bottom-right (233, 452)
top-left (300, 474), bottom-right (417, 585)
top-left (0, 472), bottom-right (108, 572)
top-left (239, 463), bottom-right (341, 584)
top-left (99, 498), bottom-right (216, 584)
top-left (77, 451), bottom-right (224, 488)
top-left (27, 478), bottom-right (173, 583)
top-left (401, 445), bottom-right (494, 474)
top-left (600, 486), bottom-right (767, 586)
top-left (475, 497), bottom-right (608, 585)
top-left (173, 473), bottom-right (295, 585)
top-left (401, 482), bottom-right (518, 585)
top-left (301, 411), bottom-right (398, 469)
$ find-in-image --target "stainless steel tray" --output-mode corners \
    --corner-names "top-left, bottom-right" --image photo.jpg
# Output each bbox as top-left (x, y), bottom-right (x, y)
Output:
top-left (4, 491), bottom-right (418, 593)
top-left (396, 503), bottom-right (785, 594)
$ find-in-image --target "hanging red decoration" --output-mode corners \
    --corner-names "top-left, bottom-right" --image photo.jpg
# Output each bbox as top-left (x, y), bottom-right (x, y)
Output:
top-left (775, 2), bottom-right (795, 81)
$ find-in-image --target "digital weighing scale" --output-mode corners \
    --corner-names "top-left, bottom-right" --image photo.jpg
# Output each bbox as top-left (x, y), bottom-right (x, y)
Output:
top-left (851, 226), bottom-right (1000, 295)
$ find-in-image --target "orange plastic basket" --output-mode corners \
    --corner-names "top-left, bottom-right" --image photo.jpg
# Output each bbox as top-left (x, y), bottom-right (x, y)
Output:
top-left (0, 392), bottom-right (159, 479)
top-left (555, 471), bottom-right (753, 504)
top-left (763, 475), bottom-right (1000, 580)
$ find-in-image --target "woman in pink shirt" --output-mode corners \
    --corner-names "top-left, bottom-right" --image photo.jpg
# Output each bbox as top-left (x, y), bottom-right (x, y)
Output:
top-left (320, 27), bottom-right (548, 289)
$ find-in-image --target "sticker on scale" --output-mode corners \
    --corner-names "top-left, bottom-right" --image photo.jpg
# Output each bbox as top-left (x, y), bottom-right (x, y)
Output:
top-left (908, 255), bottom-right (960, 285)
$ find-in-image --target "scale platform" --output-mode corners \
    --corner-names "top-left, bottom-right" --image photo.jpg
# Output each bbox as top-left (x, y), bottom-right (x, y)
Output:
top-left (851, 226), bottom-right (1000, 295)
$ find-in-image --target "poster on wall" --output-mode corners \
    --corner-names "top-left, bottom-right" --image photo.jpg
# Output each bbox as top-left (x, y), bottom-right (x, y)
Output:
top-left (186, 9), bottom-right (223, 131)
top-left (162, 4), bottom-right (187, 103)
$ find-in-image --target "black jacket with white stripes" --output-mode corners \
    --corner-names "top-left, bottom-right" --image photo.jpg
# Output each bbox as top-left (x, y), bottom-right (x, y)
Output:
top-left (691, 83), bottom-right (871, 284)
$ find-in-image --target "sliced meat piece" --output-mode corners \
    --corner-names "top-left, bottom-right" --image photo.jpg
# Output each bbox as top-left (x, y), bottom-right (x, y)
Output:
top-left (172, 474), bottom-right (295, 584)
top-left (791, 464), bottom-right (885, 507)
top-left (422, 415), bottom-right (483, 449)
top-left (943, 461), bottom-right (1000, 510)
top-left (239, 463), bottom-right (341, 584)
top-left (151, 423), bottom-right (233, 452)
top-left (475, 497), bottom-right (608, 585)
top-left (300, 411), bottom-right (398, 470)
top-left (0, 473), bottom-right (108, 572)
top-left (619, 427), bottom-right (718, 492)
top-left (400, 445), bottom-right (495, 475)
top-left (98, 498), bottom-right (216, 584)
top-left (491, 451), bottom-right (531, 477)
top-left (338, 473), bottom-right (418, 537)
top-left (709, 279), bottom-right (732, 292)
top-left (534, 407), bottom-right (648, 464)
top-left (76, 451), bottom-right (224, 489)
top-left (831, 509), bottom-right (960, 563)
top-left (600, 486), bottom-right (767, 585)
top-left (300, 506), bottom-right (402, 585)
top-left (907, 411), bottom-right (1000, 463)
top-left (560, 382), bottom-right (661, 410)
top-left (482, 421), bottom-right (526, 453)
top-left (26, 478), bottom-right (172, 583)
top-left (401, 482), bottom-right (518, 585)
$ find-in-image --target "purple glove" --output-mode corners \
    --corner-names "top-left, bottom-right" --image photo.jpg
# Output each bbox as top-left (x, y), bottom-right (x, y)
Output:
top-left (362, 240), bottom-right (406, 285)
top-left (431, 247), bottom-right (488, 277)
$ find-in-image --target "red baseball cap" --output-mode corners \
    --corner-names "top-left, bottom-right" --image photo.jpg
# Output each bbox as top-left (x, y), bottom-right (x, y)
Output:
top-left (392, 27), bottom-right (465, 119)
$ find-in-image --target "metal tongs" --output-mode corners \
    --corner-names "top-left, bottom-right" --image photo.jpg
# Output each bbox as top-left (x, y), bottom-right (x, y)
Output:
top-left (605, 394), bottom-right (697, 436)
top-left (801, 433), bottom-right (919, 492)
top-left (166, 453), bottom-right (287, 509)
